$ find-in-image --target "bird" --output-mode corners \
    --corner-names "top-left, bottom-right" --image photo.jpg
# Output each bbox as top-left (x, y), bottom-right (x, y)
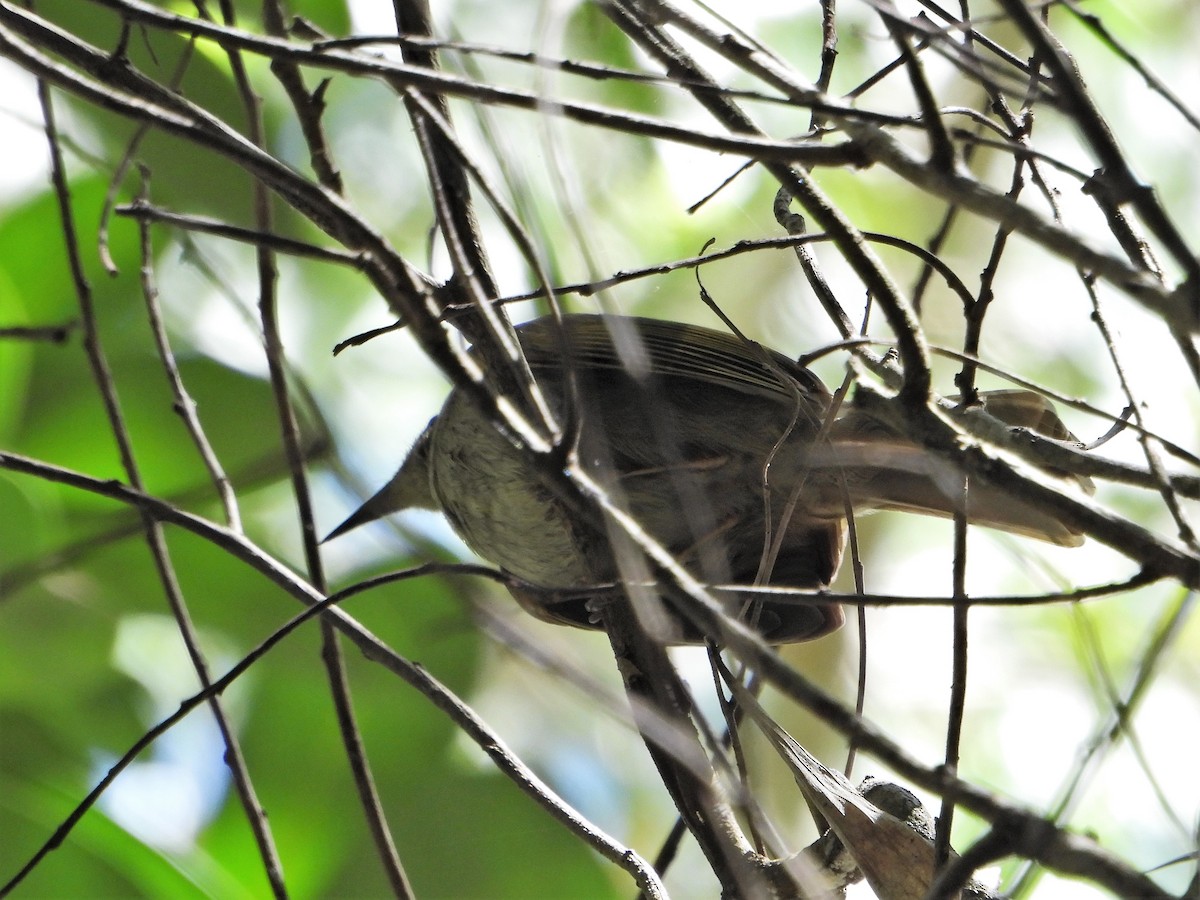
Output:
top-left (326, 314), bottom-right (1091, 644)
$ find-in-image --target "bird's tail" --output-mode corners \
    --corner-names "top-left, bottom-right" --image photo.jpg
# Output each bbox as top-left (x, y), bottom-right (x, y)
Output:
top-left (818, 390), bottom-right (1094, 547)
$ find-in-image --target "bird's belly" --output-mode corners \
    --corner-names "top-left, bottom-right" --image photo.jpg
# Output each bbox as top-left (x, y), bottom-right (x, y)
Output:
top-left (429, 393), bottom-right (596, 586)
top-left (426, 379), bottom-right (841, 590)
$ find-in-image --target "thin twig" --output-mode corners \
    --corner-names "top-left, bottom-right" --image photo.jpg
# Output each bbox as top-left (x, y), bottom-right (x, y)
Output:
top-left (35, 62), bottom-right (286, 897)
top-left (0, 321), bottom-right (76, 341)
top-left (133, 175), bottom-right (241, 530)
top-left (212, 0), bottom-right (412, 889)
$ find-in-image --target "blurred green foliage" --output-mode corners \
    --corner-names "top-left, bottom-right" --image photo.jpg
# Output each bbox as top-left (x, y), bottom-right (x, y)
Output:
top-left (2, 1), bottom-right (1198, 898)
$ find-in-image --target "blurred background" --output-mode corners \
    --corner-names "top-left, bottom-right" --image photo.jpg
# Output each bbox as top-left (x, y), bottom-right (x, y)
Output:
top-left (1, 0), bottom-right (1198, 897)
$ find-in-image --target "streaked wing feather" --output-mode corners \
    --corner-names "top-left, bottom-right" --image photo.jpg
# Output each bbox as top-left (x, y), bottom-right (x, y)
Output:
top-left (515, 315), bottom-right (827, 403)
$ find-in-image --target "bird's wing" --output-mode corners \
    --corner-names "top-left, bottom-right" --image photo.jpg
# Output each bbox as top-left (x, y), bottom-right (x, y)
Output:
top-left (514, 314), bottom-right (830, 404)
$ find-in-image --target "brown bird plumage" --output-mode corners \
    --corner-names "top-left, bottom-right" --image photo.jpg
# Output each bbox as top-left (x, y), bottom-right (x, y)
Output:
top-left (327, 315), bottom-right (1090, 643)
